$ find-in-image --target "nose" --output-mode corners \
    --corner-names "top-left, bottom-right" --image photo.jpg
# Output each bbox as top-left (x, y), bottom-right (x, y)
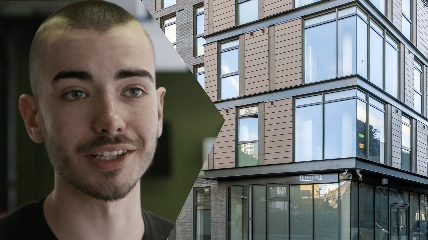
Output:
top-left (91, 93), bottom-right (126, 134)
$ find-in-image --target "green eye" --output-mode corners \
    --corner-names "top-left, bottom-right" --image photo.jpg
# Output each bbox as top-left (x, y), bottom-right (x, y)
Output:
top-left (62, 90), bottom-right (87, 101)
top-left (124, 88), bottom-right (144, 98)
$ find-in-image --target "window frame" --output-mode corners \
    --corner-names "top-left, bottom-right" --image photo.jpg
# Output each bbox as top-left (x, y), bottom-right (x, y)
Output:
top-left (193, 187), bottom-right (211, 240)
top-left (218, 39), bottom-right (240, 100)
top-left (413, 60), bottom-right (423, 114)
top-left (401, 0), bottom-right (412, 40)
top-left (236, 0), bottom-right (259, 25)
top-left (161, 0), bottom-right (176, 9)
top-left (195, 65), bottom-right (205, 89)
top-left (401, 115), bottom-right (412, 171)
top-left (162, 15), bottom-right (177, 48)
top-left (236, 105), bottom-right (259, 167)
top-left (194, 5), bottom-right (205, 57)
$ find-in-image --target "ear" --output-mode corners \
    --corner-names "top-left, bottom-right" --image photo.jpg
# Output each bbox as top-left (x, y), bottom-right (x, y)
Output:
top-left (156, 87), bottom-right (166, 138)
top-left (18, 94), bottom-right (45, 143)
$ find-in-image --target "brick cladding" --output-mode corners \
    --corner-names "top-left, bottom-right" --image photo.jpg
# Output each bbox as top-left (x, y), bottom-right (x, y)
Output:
top-left (142, 0), bottom-right (204, 70)
top-left (404, 48), bottom-right (414, 108)
top-left (417, 0), bottom-right (428, 57)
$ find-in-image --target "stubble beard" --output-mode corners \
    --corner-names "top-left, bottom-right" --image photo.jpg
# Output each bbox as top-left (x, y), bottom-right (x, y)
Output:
top-left (42, 124), bottom-right (158, 202)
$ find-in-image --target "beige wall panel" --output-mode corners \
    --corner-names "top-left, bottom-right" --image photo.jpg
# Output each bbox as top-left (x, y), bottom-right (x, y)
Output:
top-left (245, 29), bottom-right (270, 95)
top-left (274, 19), bottom-right (302, 89)
top-left (416, 121), bottom-right (428, 176)
top-left (212, 0), bottom-right (235, 33)
top-left (404, 48), bottom-right (414, 108)
top-left (417, 0), bottom-right (428, 57)
top-left (264, 99), bottom-right (293, 164)
top-left (392, 0), bottom-right (402, 30)
top-left (155, 0), bottom-right (161, 11)
top-left (264, 0), bottom-right (292, 17)
top-left (205, 42), bottom-right (218, 101)
top-left (391, 106), bottom-right (402, 169)
top-left (214, 109), bottom-right (236, 169)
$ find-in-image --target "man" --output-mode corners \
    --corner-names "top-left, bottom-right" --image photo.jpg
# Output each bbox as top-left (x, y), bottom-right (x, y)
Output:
top-left (0, 1), bottom-right (173, 239)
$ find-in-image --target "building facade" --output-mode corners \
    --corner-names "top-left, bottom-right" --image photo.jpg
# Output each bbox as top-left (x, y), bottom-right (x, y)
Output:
top-left (144, 0), bottom-right (428, 239)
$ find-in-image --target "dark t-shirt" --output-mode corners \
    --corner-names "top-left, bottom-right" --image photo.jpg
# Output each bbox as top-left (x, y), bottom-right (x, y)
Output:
top-left (0, 197), bottom-right (174, 240)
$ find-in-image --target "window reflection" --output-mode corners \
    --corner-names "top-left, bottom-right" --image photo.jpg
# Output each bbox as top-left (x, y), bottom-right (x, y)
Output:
top-left (228, 187), bottom-right (249, 240)
top-left (237, 0), bottom-right (258, 25)
top-left (295, 0), bottom-right (322, 8)
top-left (369, 0), bottom-right (385, 15)
top-left (220, 40), bottom-right (239, 99)
top-left (401, 116), bottom-right (411, 171)
top-left (238, 107), bottom-right (258, 167)
top-left (290, 185), bottom-right (313, 239)
top-left (195, 188), bottom-right (211, 240)
top-left (314, 183), bottom-right (339, 239)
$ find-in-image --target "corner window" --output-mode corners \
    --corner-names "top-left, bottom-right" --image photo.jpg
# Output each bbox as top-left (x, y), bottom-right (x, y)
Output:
top-left (237, 106), bottom-right (258, 167)
top-left (295, 89), bottom-right (385, 163)
top-left (369, 0), bottom-right (385, 15)
top-left (414, 61), bottom-right (422, 114)
top-left (163, 16), bottom-right (176, 48)
top-left (195, 6), bottom-right (205, 56)
top-left (295, 0), bottom-right (322, 8)
top-left (237, 0), bottom-right (258, 25)
top-left (401, 116), bottom-right (411, 171)
top-left (162, 0), bottom-right (175, 9)
top-left (219, 40), bottom-right (239, 99)
top-left (402, 0), bottom-right (412, 40)
top-left (195, 66), bottom-right (205, 89)
top-left (194, 188), bottom-right (211, 240)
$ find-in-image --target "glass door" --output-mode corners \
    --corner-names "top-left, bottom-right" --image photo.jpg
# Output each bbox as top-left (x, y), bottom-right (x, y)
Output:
top-left (390, 207), bottom-right (408, 240)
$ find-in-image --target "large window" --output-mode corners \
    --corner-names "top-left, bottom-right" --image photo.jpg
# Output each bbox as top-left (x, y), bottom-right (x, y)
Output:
top-left (195, 188), bottom-right (211, 240)
top-left (236, 0), bottom-right (258, 25)
top-left (267, 185), bottom-right (288, 240)
top-left (162, 0), bottom-right (175, 8)
top-left (219, 40), bottom-right (239, 99)
top-left (163, 16), bottom-right (177, 48)
top-left (237, 106), bottom-right (258, 167)
top-left (369, 0), bottom-right (385, 15)
top-left (414, 61), bottom-right (423, 114)
top-left (195, 6), bottom-right (205, 56)
top-left (195, 66), bottom-right (205, 89)
top-left (402, 0), bottom-right (412, 40)
top-left (401, 116), bottom-right (411, 171)
top-left (229, 186), bottom-right (249, 240)
top-left (295, 0), bottom-right (322, 8)
top-left (295, 89), bottom-right (385, 163)
top-left (304, 6), bottom-right (399, 98)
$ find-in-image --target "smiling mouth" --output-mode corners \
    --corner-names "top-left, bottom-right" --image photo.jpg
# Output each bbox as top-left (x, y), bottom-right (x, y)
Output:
top-left (90, 150), bottom-right (128, 161)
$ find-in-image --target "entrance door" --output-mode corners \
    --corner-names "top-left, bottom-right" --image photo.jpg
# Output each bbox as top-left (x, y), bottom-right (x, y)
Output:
top-left (390, 207), bottom-right (408, 240)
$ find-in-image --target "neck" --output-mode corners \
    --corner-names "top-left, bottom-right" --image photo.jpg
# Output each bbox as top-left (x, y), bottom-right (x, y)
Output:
top-left (43, 173), bottom-right (145, 240)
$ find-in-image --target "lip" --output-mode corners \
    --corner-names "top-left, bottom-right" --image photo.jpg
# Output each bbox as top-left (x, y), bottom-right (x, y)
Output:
top-left (86, 150), bottom-right (134, 170)
top-left (85, 144), bottom-right (137, 156)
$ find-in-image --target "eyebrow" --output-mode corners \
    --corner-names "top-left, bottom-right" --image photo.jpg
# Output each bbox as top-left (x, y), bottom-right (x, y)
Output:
top-left (50, 68), bottom-right (154, 85)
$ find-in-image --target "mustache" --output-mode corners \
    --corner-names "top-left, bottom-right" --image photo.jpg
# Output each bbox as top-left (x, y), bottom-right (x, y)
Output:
top-left (76, 134), bottom-right (143, 154)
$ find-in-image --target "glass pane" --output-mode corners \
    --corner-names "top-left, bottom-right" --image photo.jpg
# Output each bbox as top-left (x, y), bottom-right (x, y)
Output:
top-left (357, 17), bottom-right (368, 79)
top-left (357, 100), bottom-right (367, 158)
top-left (402, 0), bottom-right (411, 18)
top-left (197, 37), bottom-right (206, 56)
top-left (267, 185), bottom-right (286, 199)
top-left (402, 118), bottom-right (411, 148)
top-left (325, 89), bottom-right (356, 101)
top-left (338, 16), bottom-right (357, 77)
top-left (340, 181), bottom-right (351, 240)
top-left (414, 66), bottom-right (422, 92)
top-left (165, 24), bottom-right (176, 43)
top-left (375, 187), bottom-right (389, 240)
top-left (164, 17), bottom-right (176, 25)
top-left (370, 0), bottom-right (385, 15)
top-left (325, 100), bottom-right (356, 159)
top-left (359, 183), bottom-right (375, 240)
top-left (238, 142), bottom-right (258, 166)
top-left (239, 106), bottom-right (258, 116)
top-left (385, 42), bottom-right (399, 97)
top-left (415, 92), bottom-right (422, 114)
top-left (369, 97), bottom-right (384, 111)
top-left (267, 200), bottom-right (288, 240)
top-left (252, 186), bottom-right (266, 240)
top-left (305, 12), bottom-right (336, 27)
top-left (402, 16), bottom-right (411, 40)
top-left (305, 21), bottom-right (336, 83)
top-left (221, 40), bottom-right (239, 50)
top-left (370, 20), bottom-right (383, 34)
top-left (163, 0), bottom-right (176, 8)
top-left (229, 187), bottom-right (249, 240)
top-left (295, 105), bottom-right (323, 161)
top-left (357, 89), bottom-right (367, 101)
top-left (410, 193), bottom-right (420, 240)
top-left (402, 148), bottom-right (411, 171)
top-left (221, 49), bottom-right (239, 74)
top-left (290, 185), bottom-right (313, 240)
top-left (369, 105), bottom-right (385, 163)
top-left (196, 12), bottom-right (204, 35)
top-left (314, 183), bottom-right (339, 239)
top-left (221, 75), bottom-right (239, 99)
top-left (238, 0), bottom-right (258, 25)
top-left (370, 29), bottom-right (384, 89)
top-left (357, 7), bottom-right (368, 20)
top-left (239, 117), bottom-right (258, 142)
top-left (338, 6), bottom-right (357, 18)
top-left (296, 0), bottom-right (322, 8)
top-left (197, 72), bottom-right (205, 88)
top-left (295, 95), bottom-right (323, 106)
top-left (196, 188), bottom-right (211, 240)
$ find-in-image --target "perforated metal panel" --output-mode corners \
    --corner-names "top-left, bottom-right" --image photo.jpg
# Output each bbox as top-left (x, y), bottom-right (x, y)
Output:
top-left (213, 109), bottom-right (236, 169)
top-left (205, 42), bottom-right (218, 101)
top-left (263, 0), bottom-right (292, 17)
top-left (404, 48), bottom-right (414, 108)
top-left (244, 28), bottom-right (269, 95)
top-left (416, 121), bottom-right (428, 175)
top-left (391, 106), bottom-right (403, 168)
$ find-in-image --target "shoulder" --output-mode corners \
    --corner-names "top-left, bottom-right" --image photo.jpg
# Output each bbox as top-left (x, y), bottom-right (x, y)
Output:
top-left (142, 210), bottom-right (174, 240)
top-left (0, 198), bottom-right (53, 240)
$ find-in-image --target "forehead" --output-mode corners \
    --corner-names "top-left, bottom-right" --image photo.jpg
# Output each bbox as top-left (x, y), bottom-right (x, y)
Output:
top-left (38, 23), bottom-right (155, 82)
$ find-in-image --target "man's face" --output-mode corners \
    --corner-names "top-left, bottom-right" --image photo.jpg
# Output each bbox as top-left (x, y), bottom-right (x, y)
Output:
top-left (30, 23), bottom-right (164, 202)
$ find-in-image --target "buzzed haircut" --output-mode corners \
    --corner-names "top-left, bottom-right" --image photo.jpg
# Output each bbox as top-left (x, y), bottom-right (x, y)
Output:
top-left (29, 0), bottom-right (153, 97)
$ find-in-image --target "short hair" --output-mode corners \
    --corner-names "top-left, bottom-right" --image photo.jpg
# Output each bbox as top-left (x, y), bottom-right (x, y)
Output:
top-left (29, 0), bottom-right (153, 97)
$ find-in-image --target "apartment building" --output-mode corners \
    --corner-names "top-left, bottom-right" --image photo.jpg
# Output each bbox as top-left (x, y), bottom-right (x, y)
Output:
top-left (144, 0), bottom-right (428, 239)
